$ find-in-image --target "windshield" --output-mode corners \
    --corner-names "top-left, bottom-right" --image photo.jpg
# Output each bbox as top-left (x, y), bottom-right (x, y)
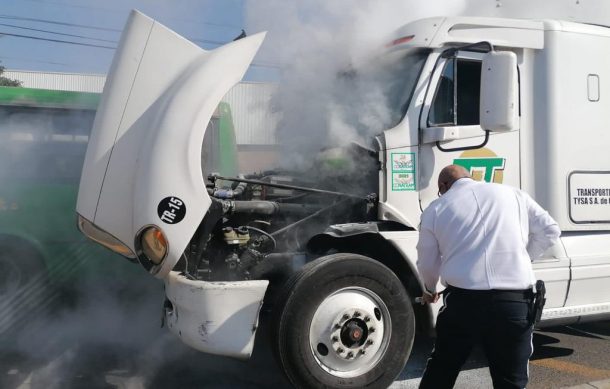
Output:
top-left (334, 48), bottom-right (429, 134)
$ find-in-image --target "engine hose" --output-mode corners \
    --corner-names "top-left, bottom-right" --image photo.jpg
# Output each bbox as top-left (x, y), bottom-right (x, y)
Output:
top-left (245, 226), bottom-right (277, 251)
top-left (229, 201), bottom-right (321, 215)
top-left (231, 201), bottom-right (280, 215)
top-left (209, 174), bottom-right (368, 200)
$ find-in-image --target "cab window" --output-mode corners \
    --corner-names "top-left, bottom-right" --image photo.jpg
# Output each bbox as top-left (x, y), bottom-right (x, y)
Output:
top-left (428, 57), bottom-right (482, 127)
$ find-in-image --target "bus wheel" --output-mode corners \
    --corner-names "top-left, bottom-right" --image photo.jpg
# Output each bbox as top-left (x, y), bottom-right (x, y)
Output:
top-left (0, 241), bottom-right (49, 334)
top-left (272, 253), bottom-right (415, 389)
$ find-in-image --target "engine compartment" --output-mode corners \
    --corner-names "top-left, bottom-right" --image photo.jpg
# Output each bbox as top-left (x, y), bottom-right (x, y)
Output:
top-left (179, 144), bottom-right (380, 282)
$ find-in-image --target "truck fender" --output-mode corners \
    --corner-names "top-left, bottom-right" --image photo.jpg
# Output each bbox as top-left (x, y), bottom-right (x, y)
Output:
top-left (306, 222), bottom-right (434, 334)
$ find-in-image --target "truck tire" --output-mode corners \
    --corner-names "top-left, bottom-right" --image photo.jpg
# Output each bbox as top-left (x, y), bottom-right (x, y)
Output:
top-left (272, 253), bottom-right (415, 389)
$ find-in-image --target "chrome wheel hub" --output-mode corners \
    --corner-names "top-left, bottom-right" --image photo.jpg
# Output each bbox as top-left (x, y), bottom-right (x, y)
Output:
top-left (309, 287), bottom-right (391, 378)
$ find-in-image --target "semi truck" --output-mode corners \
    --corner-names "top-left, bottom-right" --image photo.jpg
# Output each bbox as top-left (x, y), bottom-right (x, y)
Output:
top-left (76, 10), bottom-right (610, 389)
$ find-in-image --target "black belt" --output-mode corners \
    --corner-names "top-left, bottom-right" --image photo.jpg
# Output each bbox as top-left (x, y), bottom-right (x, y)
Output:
top-left (445, 285), bottom-right (534, 302)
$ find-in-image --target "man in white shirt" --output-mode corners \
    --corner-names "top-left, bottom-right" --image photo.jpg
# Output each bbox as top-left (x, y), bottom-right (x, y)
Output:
top-left (416, 165), bottom-right (560, 389)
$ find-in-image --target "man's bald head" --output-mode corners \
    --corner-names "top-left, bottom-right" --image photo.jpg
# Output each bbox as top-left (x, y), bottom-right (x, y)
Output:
top-left (438, 165), bottom-right (471, 195)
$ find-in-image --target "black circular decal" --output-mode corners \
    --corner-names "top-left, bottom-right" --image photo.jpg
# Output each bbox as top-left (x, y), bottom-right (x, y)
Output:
top-left (157, 196), bottom-right (186, 224)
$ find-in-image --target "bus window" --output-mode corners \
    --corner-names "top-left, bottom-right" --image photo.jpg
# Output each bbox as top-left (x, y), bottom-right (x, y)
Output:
top-left (0, 106), bottom-right (95, 183)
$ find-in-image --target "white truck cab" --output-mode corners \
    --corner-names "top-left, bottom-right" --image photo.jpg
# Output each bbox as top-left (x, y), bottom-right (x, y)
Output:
top-left (77, 10), bottom-right (610, 388)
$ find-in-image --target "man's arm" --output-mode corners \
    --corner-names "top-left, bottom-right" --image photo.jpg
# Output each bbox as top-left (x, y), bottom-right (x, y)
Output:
top-left (524, 192), bottom-right (561, 259)
top-left (416, 209), bottom-right (442, 293)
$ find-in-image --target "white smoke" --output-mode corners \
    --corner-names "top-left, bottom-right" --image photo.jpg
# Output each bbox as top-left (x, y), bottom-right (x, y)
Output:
top-left (244, 0), bottom-right (468, 167)
top-left (244, 0), bottom-right (610, 168)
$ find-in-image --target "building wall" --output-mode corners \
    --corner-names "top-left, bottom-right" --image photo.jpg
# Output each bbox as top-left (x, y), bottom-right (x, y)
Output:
top-left (224, 82), bottom-right (279, 145)
top-left (237, 145), bottom-right (279, 173)
top-left (4, 70), bottom-right (106, 93)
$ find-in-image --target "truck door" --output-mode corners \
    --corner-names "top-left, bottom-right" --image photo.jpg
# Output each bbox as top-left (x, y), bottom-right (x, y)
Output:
top-left (418, 50), bottom-right (569, 309)
top-left (418, 50), bottom-right (520, 210)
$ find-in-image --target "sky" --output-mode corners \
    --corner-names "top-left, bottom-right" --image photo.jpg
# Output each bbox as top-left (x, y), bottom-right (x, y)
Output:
top-left (0, 0), bottom-right (268, 78)
top-left (2, 0), bottom-right (610, 82)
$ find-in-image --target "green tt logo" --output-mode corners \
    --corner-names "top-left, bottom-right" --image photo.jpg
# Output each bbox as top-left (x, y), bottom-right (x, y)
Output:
top-left (453, 157), bottom-right (506, 183)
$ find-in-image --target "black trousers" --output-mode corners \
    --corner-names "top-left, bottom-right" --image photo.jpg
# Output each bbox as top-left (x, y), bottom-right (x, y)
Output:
top-left (419, 287), bottom-right (534, 389)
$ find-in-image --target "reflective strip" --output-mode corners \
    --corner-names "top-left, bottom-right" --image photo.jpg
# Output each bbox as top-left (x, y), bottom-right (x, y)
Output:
top-left (438, 291), bottom-right (451, 315)
top-left (526, 326), bottom-right (534, 386)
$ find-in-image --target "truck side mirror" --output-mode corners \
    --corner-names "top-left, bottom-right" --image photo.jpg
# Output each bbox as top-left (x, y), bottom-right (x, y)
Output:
top-left (480, 51), bottom-right (518, 132)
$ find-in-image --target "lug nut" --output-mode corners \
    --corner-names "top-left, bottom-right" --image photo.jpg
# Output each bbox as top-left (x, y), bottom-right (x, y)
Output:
top-left (332, 336), bottom-right (339, 342)
top-left (347, 351), bottom-right (354, 358)
top-left (337, 347), bottom-right (344, 353)
top-left (359, 349), bottom-right (366, 355)
top-left (342, 314), bottom-right (350, 320)
top-left (354, 311), bottom-right (361, 317)
top-left (367, 339), bottom-right (374, 345)
top-left (364, 316), bottom-right (371, 322)
top-left (369, 327), bottom-right (376, 333)
top-left (334, 323), bottom-right (341, 329)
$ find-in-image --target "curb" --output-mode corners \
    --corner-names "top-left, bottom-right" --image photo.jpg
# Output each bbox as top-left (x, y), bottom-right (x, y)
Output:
top-left (561, 378), bottom-right (610, 389)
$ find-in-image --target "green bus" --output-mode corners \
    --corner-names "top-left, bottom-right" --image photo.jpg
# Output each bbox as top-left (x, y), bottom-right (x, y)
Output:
top-left (0, 86), bottom-right (238, 334)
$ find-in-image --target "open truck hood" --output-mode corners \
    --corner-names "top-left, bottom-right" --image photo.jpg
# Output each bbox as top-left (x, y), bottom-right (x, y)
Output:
top-left (76, 10), bottom-right (265, 278)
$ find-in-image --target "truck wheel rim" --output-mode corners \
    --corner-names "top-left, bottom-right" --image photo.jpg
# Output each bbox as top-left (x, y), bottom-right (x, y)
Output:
top-left (308, 287), bottom-right (391, 378)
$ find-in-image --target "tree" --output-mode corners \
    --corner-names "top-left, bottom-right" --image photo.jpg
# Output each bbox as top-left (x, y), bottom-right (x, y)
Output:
top-left (0, 63), bottom-right (22, 87)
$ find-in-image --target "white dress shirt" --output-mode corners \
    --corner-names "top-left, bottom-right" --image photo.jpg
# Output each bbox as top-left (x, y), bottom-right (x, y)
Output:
top-left (416, 178), bottom-right (561, 292)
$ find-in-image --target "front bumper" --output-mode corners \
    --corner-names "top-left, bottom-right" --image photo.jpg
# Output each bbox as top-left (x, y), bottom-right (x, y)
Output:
top-left (164, 271), bottom-right (269, 359)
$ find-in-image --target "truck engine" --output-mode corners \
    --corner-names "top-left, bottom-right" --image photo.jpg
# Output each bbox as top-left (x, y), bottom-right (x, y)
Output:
top-left (179, 143), bottom-right (379, 283)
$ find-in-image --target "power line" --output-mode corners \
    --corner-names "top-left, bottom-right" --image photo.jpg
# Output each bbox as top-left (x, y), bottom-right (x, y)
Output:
top-left (0, 18), bottom-right (232, 47)
top-left (0, 55), bottom-right (72, 67)
top-left (0, 12), bottom-right (241, 33)
top-left (0, 15), bottom-right (252, 50)
top-left (251, 62), bottom-right (282, 69)
top-left (18, 1), bottom-right (242, 30)
top-left (0, 30), bottom-right (248, 55)
top-left (0, 27), bottom-right (283, 69)
top-left (0, 22), bottom-right (118, 43)
top-left (191, 37), bottom-right (229, 46)
top-left (0, 14), bottom-right (122, 32)
top-left (0, 31), bottom-right (115, 49)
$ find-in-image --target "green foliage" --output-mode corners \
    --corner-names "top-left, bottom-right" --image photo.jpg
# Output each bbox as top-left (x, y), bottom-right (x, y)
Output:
top-left (0, 64), bottom-right (22, 87)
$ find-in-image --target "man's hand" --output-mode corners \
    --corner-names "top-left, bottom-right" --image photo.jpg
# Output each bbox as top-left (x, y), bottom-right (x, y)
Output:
top-left (419, 291), bottom-right (440, 305)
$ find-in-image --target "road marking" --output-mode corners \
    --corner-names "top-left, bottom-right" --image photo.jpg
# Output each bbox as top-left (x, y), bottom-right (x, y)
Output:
top-left (530, 358), bottom-right (610, 380)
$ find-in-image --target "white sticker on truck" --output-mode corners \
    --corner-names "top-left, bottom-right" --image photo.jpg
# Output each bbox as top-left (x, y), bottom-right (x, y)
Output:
top-left (391, 152), bottom-right (416, 191)
top-left (568, 171), bottom-right (610, 223)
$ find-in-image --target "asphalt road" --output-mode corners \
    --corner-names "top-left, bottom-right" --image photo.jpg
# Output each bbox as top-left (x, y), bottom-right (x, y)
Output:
top-left (391, 320), bottom-right (610, 388)
top-left (1, 313), bottom-right (608, 389)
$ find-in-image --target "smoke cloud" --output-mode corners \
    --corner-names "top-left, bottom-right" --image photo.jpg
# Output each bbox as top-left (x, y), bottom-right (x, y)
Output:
top-left (0, 100), bottom-right (183, 388)
top-left (244, 0), bottom-right (610, 169)
top-left (244, 0), bottom-right (467, 168)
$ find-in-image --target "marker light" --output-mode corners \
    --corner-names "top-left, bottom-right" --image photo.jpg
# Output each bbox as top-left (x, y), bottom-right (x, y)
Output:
top-left (385, 35), bottom-right (415, 48)
top-left (140, 226), bottom-right (168, 265)
top-left (77, 214), bottom-right (136, 259)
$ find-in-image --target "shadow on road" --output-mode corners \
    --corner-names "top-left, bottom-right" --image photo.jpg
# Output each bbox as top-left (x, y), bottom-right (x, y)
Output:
top-left (397, 333), bottom-right (493, 381)
top-left (531, 332), bottom-right (574, 360)
top-left (548, 321), bottom-right (610, 340)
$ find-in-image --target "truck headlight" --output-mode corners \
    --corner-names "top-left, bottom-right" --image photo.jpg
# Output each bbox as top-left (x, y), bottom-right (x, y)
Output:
top-left (140, 226), bottom-right (168, 265)
top-left (77, 214), bottom-right (136, 259)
